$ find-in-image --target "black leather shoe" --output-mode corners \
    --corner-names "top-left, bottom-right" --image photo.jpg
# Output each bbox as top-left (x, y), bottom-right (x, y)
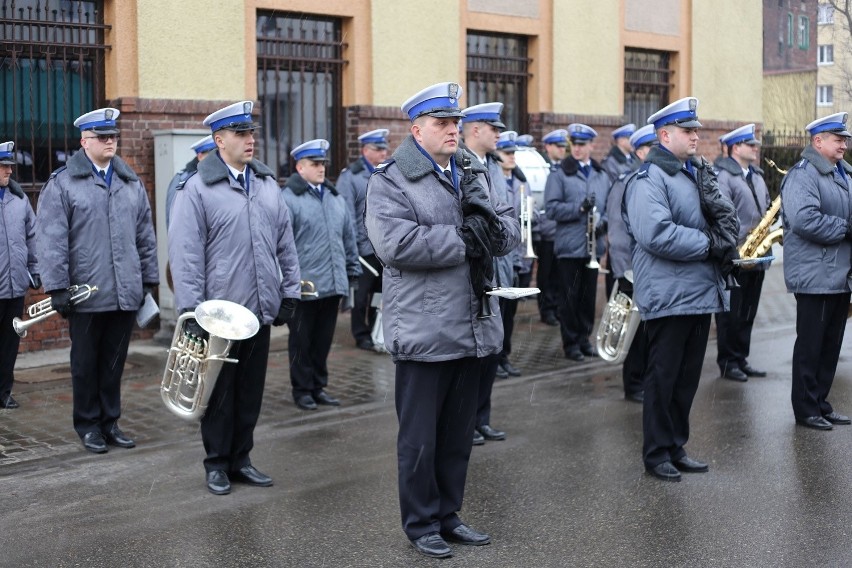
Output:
top-left (411, 533), bottom-right (452, 558)
top-left (495, 365), bottom-right (508, 379)
top-left (542, 314), bottom-right (559, 326)
top-left (565, 347), bottom-right (584, 362)
top-left (82, 432), bottom-right (108, 454)
top-left (477, 425), bottom-right (506, 441)
top-left (501, 361), bottom-right (521, 377)
top-left (294, 394), bottom-right (317, 410)
top-left (206, 470), bottom-right (231, 495)
top-left (231, 465), bottom-right (273, 487)
top-left (580, 343), bottom-right (597, 357)
top-left (625, 391), bottom-right (644, 403)
top-left (646, 461), bottom-right (681, 482)
top-left (721, 367), bottom-right (748, 382)
top-left (105, 425), bottom-right (136, 448)
top-left (472, 430), bottom-right (485, 446)
top-left (441, 524), bottom-right (491, 546)
top-left (740, 363), bottom-right (767, 377)
top-left (313, 390), bottom-right (340, 406)
top-left (673, 456), bottom-right (709, 473)
top-left (356, 339), bottom-right (374, 351)
top-left (0, 395), bottom-right (19, 409)
top-left (823, 411), bottom-right (851, 425)
top-left (796, 416), bottom-right (833, 430)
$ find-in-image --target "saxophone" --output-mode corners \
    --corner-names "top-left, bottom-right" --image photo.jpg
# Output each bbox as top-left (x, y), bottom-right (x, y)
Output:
top-left (737, 158), bottom-right (786, 262)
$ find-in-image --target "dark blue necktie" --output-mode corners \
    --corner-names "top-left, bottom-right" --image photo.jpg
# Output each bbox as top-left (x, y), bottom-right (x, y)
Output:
top-left (580, 164), bottom-right (590, 177)
top-left (237, 173), bottom-right (245, 189)
top-left (837, 164), bottom-right (847, 181)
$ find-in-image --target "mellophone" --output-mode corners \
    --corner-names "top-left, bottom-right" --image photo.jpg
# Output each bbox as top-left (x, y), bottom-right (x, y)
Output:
top-left (12, 284), bottom-right (98, 337)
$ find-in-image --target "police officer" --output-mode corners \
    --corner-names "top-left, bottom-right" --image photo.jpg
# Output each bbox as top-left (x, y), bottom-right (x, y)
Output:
top-left (284, 139), bottom-right (360, 411)
top-left (606, 125), bottom-right (657, 403)
top-left (782, 112), bottom-right (852, 431)
top-left (460, 103), bottom-right (510, 443)
top-left (36, 108), bottom-right (159, 454)
top-left (625, 97), bottom-right (738, 482)
top-left (336, 129), bottom-right (389, 351)
top-left (601, 123), bottom-right (638, 183)
top-left (545, 123), bottom-right (610, 361)
top-left (535, 129), bottom-right (568, 326)
top-left (170, 101), bottom-right (301, 494)
top-left (165, 134), bottom-right (215, 229)
top-left (0, 142), bottom-right (39, 409)
top-left (714, 124), bottom-right (770, 383)
top-left (365, 82), bottom-right (520, 559)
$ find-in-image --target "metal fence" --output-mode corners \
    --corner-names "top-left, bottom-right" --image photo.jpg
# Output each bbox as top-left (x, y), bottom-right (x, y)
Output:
top-left (256, 11), bottom-right (346, 181)
top-left (466, 31), bottom-right (530, 134)
top-left (0, 0), bottom-right (108, 204)
top-left (624, 49), bottom-right (671, 126)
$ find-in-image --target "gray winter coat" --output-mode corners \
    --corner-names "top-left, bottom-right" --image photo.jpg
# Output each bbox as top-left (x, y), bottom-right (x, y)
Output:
top-left (716, 157), bottom-right (771, 271)
top-left (336, 157), bottom-right (374, 256)
top-left (0, 179), bottom-right (37, 299)
top-left (36, 150), bottom-right (158, 312)
top-left (625, 147), bottom-right (729, 319)
top-left (365, 135), bottom-right (521, 362)
top-left (781, 145), bottom-right (852, 294)
top-left (534, 157), bottom-right (560, 241)
top-left (169, 152), bottom-right (301, 324)
top-left (601, 146), bottom-right (638, 183)
top-left (485, 154), bottom-right (516, 288)
top-left (606, 170), bottom-right (640, 279)
top-left (544, 156), bottom-right (610, 259)
top-left (165, 156), bottom-right (199, 229)
top-left (282, 174), bottom-right (360, 300)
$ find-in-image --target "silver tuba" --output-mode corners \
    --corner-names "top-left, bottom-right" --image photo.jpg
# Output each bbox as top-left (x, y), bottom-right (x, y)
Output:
top-left (161, 299), bottom-right (260, 421)
top-left (595, 272), bottom-right (641, 364)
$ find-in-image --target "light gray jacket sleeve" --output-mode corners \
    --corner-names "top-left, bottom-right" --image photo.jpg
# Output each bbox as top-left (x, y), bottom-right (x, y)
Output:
top-left (35, 176), bottom-right (71, 291)
top-left (168, 183), bottom-right (208, 312)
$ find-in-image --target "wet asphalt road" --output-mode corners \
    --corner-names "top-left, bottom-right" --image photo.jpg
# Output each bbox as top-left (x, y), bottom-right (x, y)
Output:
top-left (2, 267), bottom-right (852, 567)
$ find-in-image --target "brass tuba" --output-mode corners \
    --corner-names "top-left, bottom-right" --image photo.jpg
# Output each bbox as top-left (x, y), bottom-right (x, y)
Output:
top-left (738, 157), bottom-right (786, 262)
top-left (595, 272), bottom-right (641, 364)
top-left (161, 299), bottom-right (260, 421)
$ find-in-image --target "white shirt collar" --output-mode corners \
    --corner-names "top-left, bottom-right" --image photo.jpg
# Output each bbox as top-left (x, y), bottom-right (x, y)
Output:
top-left (225, 163), bottom-right (247, 181)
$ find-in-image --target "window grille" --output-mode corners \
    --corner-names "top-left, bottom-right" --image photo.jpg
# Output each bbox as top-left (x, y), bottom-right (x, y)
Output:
top-left (0, 0), bottom-right (108, 200)
top-left (256, 12), bottom-right (346, 181)
top-left (466, 31), bottom-right (530, 133)
top-left (623, 49), bottom-right (672, 127)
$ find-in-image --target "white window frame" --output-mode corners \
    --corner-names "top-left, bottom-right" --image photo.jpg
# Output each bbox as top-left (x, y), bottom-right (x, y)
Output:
top-left (817, 85), bottom-right (834, 106)
top-left (819, 3), bottom-right (835, 24)
top-left (819, 44), bottom-right (835, 65)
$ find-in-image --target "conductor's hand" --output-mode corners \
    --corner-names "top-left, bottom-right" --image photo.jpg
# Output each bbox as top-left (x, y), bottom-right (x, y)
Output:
top-left (273, 298), bottom-right (298, 326)
top-left (29, 274), bottom-right (41, 290)
top-left (49, 288), bottom-right (75, 319)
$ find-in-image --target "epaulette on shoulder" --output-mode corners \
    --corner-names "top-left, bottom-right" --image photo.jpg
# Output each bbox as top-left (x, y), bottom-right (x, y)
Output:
top-left (175, 169), bottom-right (198, 191)
top-left (794, 158), bottom-right (808, 169)
top-left (374, 158), bottom-right (394, 172)
top-left (636, 162), bottom-right (651, 179)
top-left (48, 166), bottom-right (68, 181)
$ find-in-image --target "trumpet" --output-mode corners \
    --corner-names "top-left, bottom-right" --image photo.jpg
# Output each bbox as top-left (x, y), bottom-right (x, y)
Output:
top-left (13, 284), bottom-right (98, 337)
top-left (519, 183), bottom-right (537, 259)
top-left (301, 280), bottom-right (318, 297)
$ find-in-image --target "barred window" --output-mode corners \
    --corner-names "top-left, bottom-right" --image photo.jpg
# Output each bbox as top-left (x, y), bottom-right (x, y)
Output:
top-left (256, 12), bottom-right (346, 181)
top-left (818, 3), bottom-right (834, 24)
top-left (624, 49), bottom-right (672, 127)
top-left (466, 31), bottom-right (530, 133)
top-left (0, 0), bottom-right (108, 192)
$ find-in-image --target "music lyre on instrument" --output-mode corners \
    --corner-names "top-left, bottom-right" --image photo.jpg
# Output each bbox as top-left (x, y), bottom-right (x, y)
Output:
top-left (13, 284), bottom-right (98, 337)
top-left (161, 299), bottom-right (259, 420)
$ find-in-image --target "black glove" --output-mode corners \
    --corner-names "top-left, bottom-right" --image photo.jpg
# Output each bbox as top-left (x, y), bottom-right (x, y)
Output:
top-left (348, 275), bottom-right (360, 292)
top-left (273, 298), bottom-right (298, 326)
top-left (29, 274), bottom-right (41, 290)
top-left (595, 219), bottom-right (608, 239)
top-left (459, 214), bottom-right (492, 258)
top-left (580, 195), bottom-right (595, 213)
top-left (141, 283), bottom-right (156, 308)
top-left (512, 270), bottom-right (520, 288)
top-left (179, 308), bottom-right (208, 340)
top-left (704, 229), bottom-right (728, 262)
top-left (460, 171), bottom-right (498, 223)
top-left (49, 288), bottom-right (75, 319)
top-left (846, 222), bottom-right (852, 241)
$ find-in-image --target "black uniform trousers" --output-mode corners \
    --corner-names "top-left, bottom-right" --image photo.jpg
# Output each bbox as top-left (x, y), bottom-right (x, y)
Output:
top-left (791, 293), bottom-right (850, 420)
top-left (0, 297), bottom-right (24, 400)
top-left (533, 240), bottom-right (559, 320)
top-left (556, 258), bottom-right (598, 352)
top-left (642, 314), bottom-right (711, 469)
top-left (201, 325), bottom-right (271, 473)
top-left (476, 354), bottom-right (500, 428)
top-left (715, 269), bottom-right (765, 374)
top-left (288, 296), bottom-right (340, 399)
top-left (351, 254), bottom-right (383, 344)
top-left (616, 278), bottom-right (646, 397)
top-left (396, 357), bottom-right (480, 540)
top-left (68, 310), bottom-right (135, 439)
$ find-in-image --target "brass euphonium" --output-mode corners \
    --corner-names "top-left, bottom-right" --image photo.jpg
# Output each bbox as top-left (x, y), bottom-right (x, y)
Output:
top-left (596, 272), bottom-right (641, 364)
top-left (738, 157), bottom-right (786, 262)
top-left (161, 299), bottom-right (260, 420)
top-left (519, 183), bottom-right (537, 259)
